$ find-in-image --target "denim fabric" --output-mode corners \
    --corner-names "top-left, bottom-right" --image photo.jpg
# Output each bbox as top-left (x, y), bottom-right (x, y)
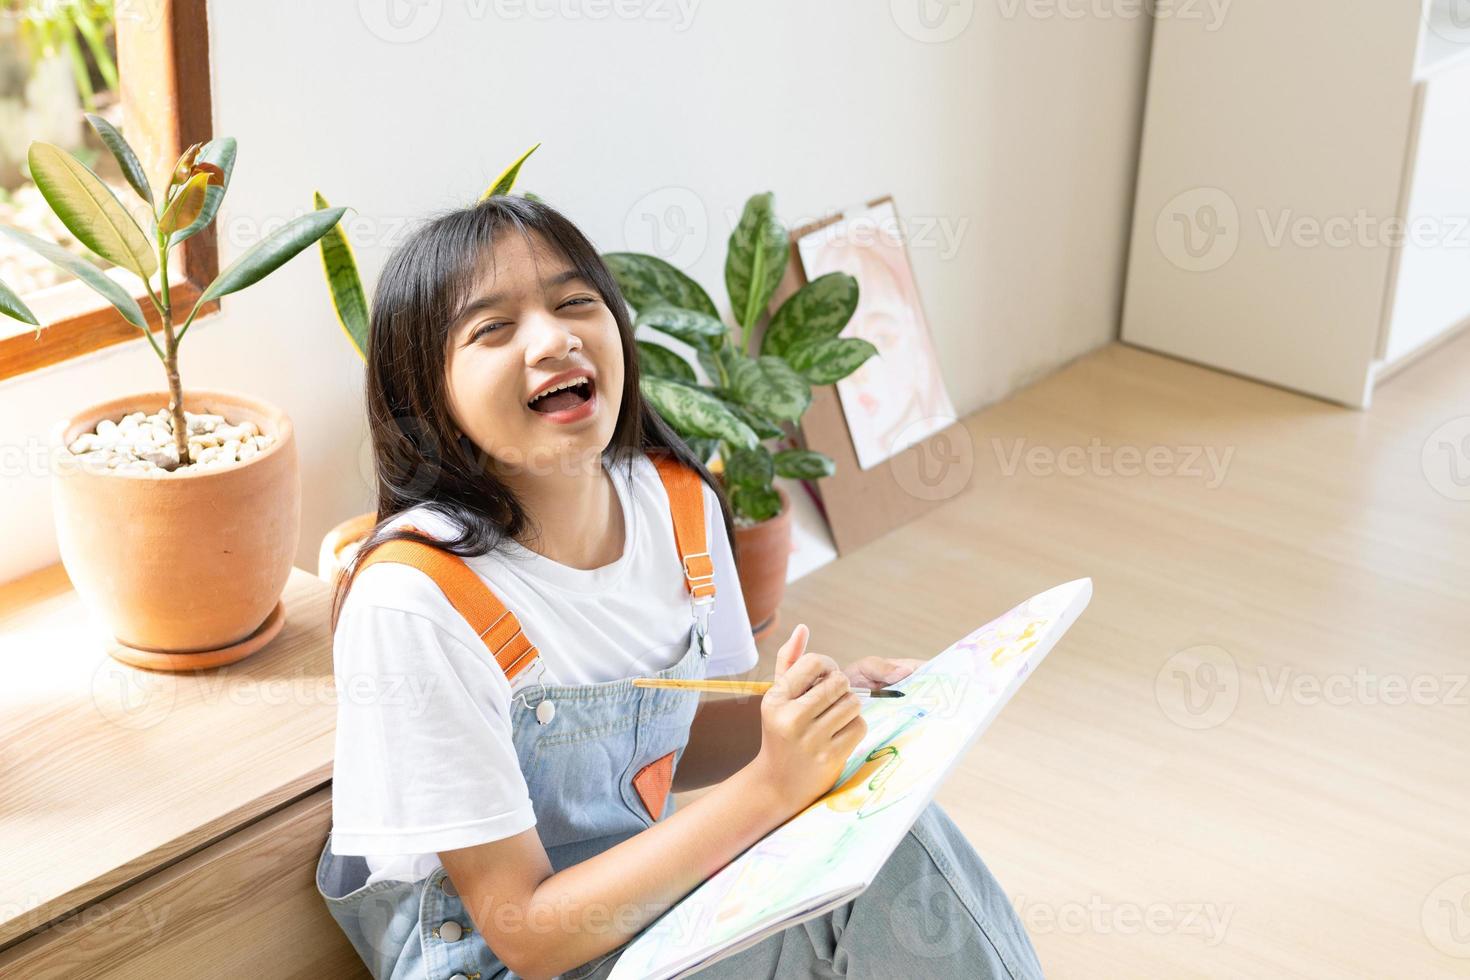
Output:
top-left (565, 801), bottom-right (1045, 980)
top-left (317, 622), bottom-right (1044, 979)
top-left (317, 619), bottom-right (708, 979)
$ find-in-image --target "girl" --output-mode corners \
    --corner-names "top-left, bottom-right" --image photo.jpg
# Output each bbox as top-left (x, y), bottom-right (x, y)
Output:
top-left (315, 194), bottom-right (1044, 980)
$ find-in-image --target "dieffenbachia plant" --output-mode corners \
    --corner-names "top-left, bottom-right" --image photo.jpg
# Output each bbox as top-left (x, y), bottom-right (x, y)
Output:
top-left (314, 142), bottom-right (541, 361)
top-left (606, 191), bottom-right (877, 523)
top-left (0, 114), bottom-right (348, 468)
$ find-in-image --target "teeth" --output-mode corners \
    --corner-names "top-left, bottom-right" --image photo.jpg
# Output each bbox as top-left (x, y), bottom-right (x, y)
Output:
top-left (529, 377), bottom-right (589, 404)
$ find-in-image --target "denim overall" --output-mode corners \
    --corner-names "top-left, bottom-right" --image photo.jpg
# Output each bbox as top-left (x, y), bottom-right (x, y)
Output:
top-left (316, 452), bottom-right (716, 979)
top-left (317, 453), bottom-right (1046, 979)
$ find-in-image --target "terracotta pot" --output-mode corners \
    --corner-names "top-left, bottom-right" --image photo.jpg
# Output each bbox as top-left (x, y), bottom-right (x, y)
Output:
top-left (732, 484), bottom-right (793, 642)
top-left (319, 510), bottom-right (378, 592)
top-left (50, 390), bottom-right (300, 668)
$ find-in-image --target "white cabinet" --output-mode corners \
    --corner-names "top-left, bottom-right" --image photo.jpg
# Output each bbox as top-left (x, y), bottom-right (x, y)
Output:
top-left (1382, 59), bottom-right (1470, 365)
top-left (1122, 1), bottom-right (1470, 407)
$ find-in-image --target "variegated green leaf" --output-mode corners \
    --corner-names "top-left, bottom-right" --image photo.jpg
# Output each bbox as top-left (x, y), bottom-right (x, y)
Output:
top-left (731, 484), bottom-right (782, 522)
top-left (314, 191), bottom-right (369, 360)
top-left (28, 142), bottom-right (156, 281)
top-left (725, 192), bottom-right (787, 330)
top-left (724, 445), bottom-right (774, 493)
top-left (205, 135), bottom-right (238, 185)
top-left (773, 448), bottom-right (834, 480)
top-left (761, 272), bottom-right (859, 357)
top-left (481, 142), bottom-right (540, 200)
top-left (0, 275), bottom-right (39, 329)
top-left (196, 207), bottom-right (347, 306)
top-left (636, 339), bottom-right (696, 383)
top-left (685, 436), bottom-right (719, 464)
top-left (786, 336), bottom-right (878, 385)
top-left (84, 113), bottom-right (152, 208)
top-left (604, 252), bottom-right (718, 318)
top-left (168, 137), bottom-right (236, 248)
top-left (0, 224), bottom-right (146, 329)
top-left (697, 343), bottom-right (741, 392)
top-left (640, 375), bottom-right (757, 449)
top-left (719, 398), bottom-right (783, 440)
top-left (730, 355), bottom-right (811, 422)
top-left (635, 303), bottom-right (727, 352)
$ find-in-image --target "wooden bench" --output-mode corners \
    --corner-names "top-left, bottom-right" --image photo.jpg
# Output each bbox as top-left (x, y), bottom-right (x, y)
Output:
top-left (0, 565), bottom-right (367, 978)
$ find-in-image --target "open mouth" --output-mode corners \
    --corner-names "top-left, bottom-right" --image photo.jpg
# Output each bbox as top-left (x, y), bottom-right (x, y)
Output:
top-left (527, 376), bottom-right (595, 415)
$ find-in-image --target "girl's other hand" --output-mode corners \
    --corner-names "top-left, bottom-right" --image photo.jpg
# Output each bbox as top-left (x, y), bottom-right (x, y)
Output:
top-left (748, 624), bottom-right (867, 810)
top-left (842, 656), bottom-right (926, 690)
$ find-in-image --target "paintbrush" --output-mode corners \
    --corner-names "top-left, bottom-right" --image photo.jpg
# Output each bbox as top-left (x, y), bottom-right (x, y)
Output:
top-left (631, 678), bottom-right (906, 698)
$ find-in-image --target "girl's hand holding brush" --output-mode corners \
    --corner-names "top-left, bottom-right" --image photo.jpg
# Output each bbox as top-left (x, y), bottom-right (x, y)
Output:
top-left (748, 624), bottom-right (868, 811)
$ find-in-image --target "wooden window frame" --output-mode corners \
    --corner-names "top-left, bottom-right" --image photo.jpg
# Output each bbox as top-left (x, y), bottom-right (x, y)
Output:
top-left (0, 0), bottom-right (218, 382)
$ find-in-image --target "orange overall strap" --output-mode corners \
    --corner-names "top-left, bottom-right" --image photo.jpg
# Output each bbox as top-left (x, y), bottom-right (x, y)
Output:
top-left (638, 451), bottom-right (719, 821)
top-left (356, 525), bottom-right (540, 683)
top-left (649, 453), bottom-right (716, 602)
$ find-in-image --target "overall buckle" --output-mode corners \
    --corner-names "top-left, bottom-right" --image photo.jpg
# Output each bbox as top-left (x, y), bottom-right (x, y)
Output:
top-left (683, 550), bottom-right (715, 658)
top-left (690, 594), bottom-right (714, 657)
top-left (681, 551), bottom-right (715, 593)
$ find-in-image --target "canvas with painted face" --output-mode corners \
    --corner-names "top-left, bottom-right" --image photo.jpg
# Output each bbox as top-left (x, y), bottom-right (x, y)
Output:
top-left (794, 197), bottom-right (958, 471)
top-left (607, 578), bottom-right (1094, 980)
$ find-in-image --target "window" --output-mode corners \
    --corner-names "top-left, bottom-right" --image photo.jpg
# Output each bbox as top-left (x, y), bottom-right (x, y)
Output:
top-left (0, 0), bottom-right (215, 381)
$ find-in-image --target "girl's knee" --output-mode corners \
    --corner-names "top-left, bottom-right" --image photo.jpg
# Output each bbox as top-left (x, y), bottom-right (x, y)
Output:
top-left (867, 804), bottom-right (1044, 979)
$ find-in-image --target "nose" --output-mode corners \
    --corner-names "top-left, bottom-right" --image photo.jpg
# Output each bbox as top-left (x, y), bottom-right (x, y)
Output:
top-left (521, 308), bottom-right (581, 365)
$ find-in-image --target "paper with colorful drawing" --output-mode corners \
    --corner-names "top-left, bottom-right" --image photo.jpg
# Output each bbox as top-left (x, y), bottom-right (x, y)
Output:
top-left (606, 578), bottom-right (1094, 980)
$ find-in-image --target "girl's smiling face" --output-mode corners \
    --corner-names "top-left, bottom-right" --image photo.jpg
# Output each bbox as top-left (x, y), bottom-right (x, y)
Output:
top-left (444, 229), bottom-right (625, 480)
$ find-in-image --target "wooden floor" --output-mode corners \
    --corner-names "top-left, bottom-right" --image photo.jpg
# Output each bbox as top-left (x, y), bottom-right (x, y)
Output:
top-left (730, 336), bottom-right (1470, 977)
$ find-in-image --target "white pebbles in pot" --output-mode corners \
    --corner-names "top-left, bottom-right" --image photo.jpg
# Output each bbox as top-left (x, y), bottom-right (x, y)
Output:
top-left (66, 408), bottom-right (276, 474)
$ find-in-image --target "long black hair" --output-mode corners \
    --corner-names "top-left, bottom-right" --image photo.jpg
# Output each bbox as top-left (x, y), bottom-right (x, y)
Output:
top-left (330, 194), bottom-right (732, 632)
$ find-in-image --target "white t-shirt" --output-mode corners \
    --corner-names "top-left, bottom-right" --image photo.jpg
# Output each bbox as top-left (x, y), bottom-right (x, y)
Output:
top-left (329, 451), bottom-right (759, 885)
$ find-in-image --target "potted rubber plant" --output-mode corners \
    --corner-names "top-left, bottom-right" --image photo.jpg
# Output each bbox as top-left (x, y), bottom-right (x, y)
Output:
top-left (604, 191), bottom-right (877, 636)
top-left (313, 143), bottom-right (540, 588)
top-left (0, 114), bottom-right (348, 669)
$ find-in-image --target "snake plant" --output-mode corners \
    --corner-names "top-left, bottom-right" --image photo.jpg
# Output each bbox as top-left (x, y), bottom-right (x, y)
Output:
top-left (606, 191), bottom-right (877, 523)
top-left (0, 115), bottom-right (348, 468)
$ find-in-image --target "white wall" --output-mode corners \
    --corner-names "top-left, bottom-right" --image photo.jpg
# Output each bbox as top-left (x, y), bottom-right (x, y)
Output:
top-left (0, 0), bottom-right (1152, 582)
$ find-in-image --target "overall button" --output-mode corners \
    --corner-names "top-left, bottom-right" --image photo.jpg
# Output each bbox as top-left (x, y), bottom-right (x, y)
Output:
top-left (536, 699), bottom-right (556, 725)
top-left (436, 919), bottom-right (464, 942)
top-left (439, 875), bottom-right (458, 897)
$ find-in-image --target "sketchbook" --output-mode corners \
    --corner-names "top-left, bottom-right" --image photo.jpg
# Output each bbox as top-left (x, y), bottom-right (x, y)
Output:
top-left (606, 578), bottom-right (1093, 980)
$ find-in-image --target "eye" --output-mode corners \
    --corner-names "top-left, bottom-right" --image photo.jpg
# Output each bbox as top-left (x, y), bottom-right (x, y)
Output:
top-left (560, 295), bottom-right (598, 310)
top-left (470, 320), bottom-right (508, 341)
